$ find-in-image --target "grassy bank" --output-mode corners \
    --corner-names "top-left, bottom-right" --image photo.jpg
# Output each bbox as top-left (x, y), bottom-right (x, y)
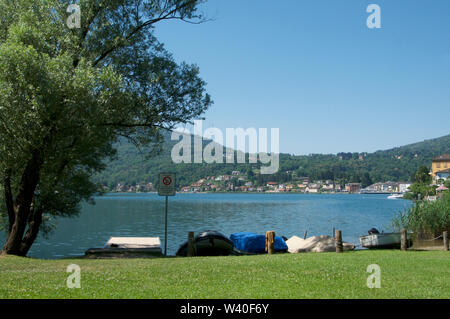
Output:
top-left (0, 250), bottom-right (448, 299)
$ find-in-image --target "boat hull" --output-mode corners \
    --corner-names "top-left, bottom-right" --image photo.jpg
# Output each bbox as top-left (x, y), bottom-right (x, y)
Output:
top-left (387, 194), bottom-right (404, 199)
top-left (176, 230), bottom-right (234, 257)
top-left (359, 232), bottom-right (404, 249)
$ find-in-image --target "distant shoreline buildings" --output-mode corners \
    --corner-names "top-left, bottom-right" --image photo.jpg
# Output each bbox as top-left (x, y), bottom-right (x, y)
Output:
top-left (110, 176), bottom-right (411, 195)
top-left (108, 154), bottom-right (450, 195)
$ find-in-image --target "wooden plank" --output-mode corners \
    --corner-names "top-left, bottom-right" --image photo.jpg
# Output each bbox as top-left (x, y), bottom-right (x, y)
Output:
top-left (85, 247), bottom-right (162, 258)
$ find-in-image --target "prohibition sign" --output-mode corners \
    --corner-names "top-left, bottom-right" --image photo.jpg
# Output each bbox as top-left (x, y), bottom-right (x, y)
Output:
top-left (163, 176), bottom-right (172, 186)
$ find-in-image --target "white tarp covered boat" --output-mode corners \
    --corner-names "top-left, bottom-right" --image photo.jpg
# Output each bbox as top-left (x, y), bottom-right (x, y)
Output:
top-left (286, 235), bottom-right (355, 253)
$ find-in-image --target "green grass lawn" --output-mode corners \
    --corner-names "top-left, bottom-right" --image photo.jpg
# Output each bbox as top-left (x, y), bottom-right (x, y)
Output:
top-left (0, 250), bottom-right (448, 299)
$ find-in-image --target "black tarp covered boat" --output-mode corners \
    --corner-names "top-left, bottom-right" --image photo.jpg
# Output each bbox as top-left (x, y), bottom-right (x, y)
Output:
top-left (176, 230), bottom-right (234, 257)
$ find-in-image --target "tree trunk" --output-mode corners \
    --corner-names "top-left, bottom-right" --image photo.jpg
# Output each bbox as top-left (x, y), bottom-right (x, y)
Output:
top-left (3, 170), bottom-right (15, 234)
top-left (19, 208), bottom-right (43, 256)
top-left (1, 150), bottom-right (42, 256)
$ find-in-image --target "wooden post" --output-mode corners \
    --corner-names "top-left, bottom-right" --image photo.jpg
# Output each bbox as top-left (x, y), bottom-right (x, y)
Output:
top-left (444, 231), bottom-right (448, 251)
top-left (266, 231), bottom-right (275, 254)
top-left (303, 230), bottom-right (308, 239)
top-left (401, 228), bottom-right (407, 251)
top-left (335, 230), bottom-right (343, 253)
top-left (333, 227), bottom-right (335, 238)
top-left (187, 232), bottom-right (196, 257)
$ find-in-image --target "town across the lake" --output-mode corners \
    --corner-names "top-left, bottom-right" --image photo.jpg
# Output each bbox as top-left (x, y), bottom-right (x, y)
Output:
top-left (110, 154), bottom-right (450, 195)
top-left (112, 174), bottom-right (411, 194)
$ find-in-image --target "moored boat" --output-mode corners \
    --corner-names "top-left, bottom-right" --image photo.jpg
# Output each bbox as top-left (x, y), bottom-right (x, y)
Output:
top-left (176, 230), bottom-right (234, 257)
top-left (230, 232), bottom-right (288, 254)
top-left (359, 229), bottom-right (407, 249)
top-left (387, 193), bottom-right (404, 199)
top-left (85, 237), bottom-right (162, 258)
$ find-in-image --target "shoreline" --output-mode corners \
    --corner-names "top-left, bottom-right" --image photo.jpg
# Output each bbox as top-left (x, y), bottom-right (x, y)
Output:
top-left (103, 191), bottom-right (394, 195)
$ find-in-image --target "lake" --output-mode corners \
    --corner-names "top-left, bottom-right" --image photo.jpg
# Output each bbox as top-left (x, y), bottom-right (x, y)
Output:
top-left (0, 193), bottom-right (412, 259)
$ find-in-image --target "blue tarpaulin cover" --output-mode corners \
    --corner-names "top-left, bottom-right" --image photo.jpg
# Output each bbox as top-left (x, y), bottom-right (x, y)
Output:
top-left (230, 232), bottom-right (288, 253)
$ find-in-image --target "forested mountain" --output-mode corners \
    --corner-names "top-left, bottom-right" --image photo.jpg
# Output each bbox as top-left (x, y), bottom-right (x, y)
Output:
top-left (94, 133), bottom-right (450, 189)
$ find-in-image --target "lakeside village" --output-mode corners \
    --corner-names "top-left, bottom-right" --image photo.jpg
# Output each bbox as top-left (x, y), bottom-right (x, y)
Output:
top-left (114, 175), bottom-right (410, 194)
top-left (111, 154), bottom-right (450, 195)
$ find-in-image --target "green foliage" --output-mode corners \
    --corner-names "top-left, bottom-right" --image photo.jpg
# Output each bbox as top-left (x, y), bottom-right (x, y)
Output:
top-left (0, 0), bottom-right (211, 254)
top-left (407, 183), bottom-right (437, 200)
top-left (444, 179), bottom-right (450, 189)
top-left (403, 166), bottom-right (436, 200)
top-left (94, 133), bottom-right (450, 190)
top-left (392, 192), bottom-right (450, 239)
top-left (413, 166), bottom-right (432, 184)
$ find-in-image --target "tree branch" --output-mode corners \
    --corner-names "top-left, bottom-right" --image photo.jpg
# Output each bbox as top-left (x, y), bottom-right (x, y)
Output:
top-left (73, 4), bottom-right (103, 68)
top-left (92, 0), bottom-right (200, 67)
top-left (100, 122), bottom-right (176, 130)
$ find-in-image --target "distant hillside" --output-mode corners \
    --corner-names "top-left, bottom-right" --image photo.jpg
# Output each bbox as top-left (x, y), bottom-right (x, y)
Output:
top-left (93, 133), bottom-right (450, 189)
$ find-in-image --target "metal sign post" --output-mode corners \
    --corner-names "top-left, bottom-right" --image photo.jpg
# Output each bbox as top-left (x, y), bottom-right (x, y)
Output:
top-left (158, 173), bottom-right (176, 256)
top-left (164, 195), bottom-right (168, 256)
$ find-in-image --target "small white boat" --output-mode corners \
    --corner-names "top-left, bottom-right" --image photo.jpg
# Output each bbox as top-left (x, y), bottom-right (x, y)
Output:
top-left (85, 237), bottom-right (162, 258)
top-left (387, 193), bottom-right (403, 199)
top-left (359, 232), bottom-right (404, 249)
top-left (104, 237), bottom-right (161, 249)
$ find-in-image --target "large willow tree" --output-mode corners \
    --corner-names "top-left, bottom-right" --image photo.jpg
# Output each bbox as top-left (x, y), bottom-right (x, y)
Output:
top-left (0, 0), bottom-right (212, 256)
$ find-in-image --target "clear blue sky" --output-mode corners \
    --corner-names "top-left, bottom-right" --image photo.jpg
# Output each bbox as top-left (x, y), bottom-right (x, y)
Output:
top-left (155, 0), bottom-right (450, 155)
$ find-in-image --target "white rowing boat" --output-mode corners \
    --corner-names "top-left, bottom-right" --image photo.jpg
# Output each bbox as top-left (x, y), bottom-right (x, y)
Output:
top-left (359, 232), bottom-right (404, 249)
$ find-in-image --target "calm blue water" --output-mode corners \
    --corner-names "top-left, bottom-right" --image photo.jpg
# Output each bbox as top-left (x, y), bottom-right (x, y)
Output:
top-left (0, 193), bottom-right (412, 259)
